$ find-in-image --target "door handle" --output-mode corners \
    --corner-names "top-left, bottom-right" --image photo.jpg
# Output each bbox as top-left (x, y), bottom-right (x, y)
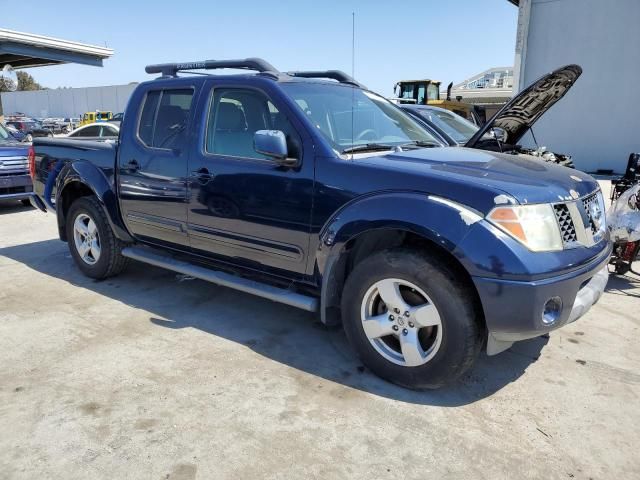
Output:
top-left (126, 159), bottom-right (140, 173)
top-left (191, 167), bottom-right (214, 183)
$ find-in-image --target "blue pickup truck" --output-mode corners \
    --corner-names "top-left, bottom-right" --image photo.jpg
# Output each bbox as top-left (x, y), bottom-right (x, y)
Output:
top-left (29, 59), bottom-right (611, 389)
top-left (0, 122), bottom-right (31, 205)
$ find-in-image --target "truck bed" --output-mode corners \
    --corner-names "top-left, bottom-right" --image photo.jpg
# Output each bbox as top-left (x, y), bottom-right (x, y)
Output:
top-left (32, 138), bottom-right (119, 204)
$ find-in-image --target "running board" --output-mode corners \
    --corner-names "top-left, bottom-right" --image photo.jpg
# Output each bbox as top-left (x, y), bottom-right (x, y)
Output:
top-left (121, 246), bottom-right (318, 312)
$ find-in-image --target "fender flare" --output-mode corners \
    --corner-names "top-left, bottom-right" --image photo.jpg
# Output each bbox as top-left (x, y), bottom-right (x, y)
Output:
top-left (316, 192), bottom-right (483, 325)
top-left (56, 160), bottom-right (133, 242)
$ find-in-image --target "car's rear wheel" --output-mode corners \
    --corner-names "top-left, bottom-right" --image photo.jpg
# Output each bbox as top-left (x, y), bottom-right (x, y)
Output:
top-left (341, 248), bottom-right (483, 389)
top-left (66, 196), bottom-right (129, 279)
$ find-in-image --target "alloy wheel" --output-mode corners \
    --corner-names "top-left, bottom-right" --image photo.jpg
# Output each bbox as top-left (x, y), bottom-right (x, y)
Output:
top-left (360, 278), bottom-right (443, 367)
top-left (73, 213), bottom-right (101, 265)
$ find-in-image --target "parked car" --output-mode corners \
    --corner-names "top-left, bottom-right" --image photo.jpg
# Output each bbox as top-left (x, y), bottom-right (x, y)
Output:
top-left (3, 123), bottom-right (26, 142)
top-left (0, 122), bottom-right (32, 205)
top-left (403, 100), bottom-right (575, 167)
top-left (67, 123), bottom-right (119, 140)
top-left (42, 117), bottom-right (77, 134)
top-left (29, 60), bottom-right (610, 389)
top-left (6, 120), bottom-right (53, 143)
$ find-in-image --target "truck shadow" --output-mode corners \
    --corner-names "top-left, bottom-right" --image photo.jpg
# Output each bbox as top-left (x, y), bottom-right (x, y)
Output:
top-left (605, 271), bottom-right (640, 299)
top-left (0, 238), bottom-right (547, 407)
top-left (0, 201), bottom-right (33, 215)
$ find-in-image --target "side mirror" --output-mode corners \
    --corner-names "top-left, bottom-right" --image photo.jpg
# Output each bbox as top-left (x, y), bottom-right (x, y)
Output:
top-left (254, 130), bottom-right (297, 167)
top-left (491, 127), bottom-right (508, 143)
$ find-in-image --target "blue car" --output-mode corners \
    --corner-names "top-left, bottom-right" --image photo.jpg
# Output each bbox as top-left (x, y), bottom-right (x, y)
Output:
top-left (0, 122), bottom-right (32, 205)
top-left (29, 60), bottom-right (609, 389)
top-left (4, 123), bottom-right (27, 142)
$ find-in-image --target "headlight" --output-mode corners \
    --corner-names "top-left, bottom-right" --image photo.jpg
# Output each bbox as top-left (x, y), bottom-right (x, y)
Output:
top-left (487, 204), bottom-right (563, 252)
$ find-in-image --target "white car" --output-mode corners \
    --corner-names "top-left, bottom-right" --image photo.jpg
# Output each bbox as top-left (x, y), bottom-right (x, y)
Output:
top-left (66, 123), bottom-right (120, 140)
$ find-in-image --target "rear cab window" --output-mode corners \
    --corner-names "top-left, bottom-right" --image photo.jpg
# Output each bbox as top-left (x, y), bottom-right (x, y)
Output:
top-left (137, 88), bottom-right (194, 149)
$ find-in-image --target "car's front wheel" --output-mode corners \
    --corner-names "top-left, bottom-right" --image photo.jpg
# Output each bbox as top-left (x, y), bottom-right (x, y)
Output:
top-left (66, 196), bottom-right (129, 279)
top-left (25, 133), bottom-right (33, 143)
top-left (341, 248), bottom-right (483, 389)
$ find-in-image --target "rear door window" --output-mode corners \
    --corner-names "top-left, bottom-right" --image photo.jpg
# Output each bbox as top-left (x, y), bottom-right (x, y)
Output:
top-left (74, 125), bottom-right (100, 137)
top-left (137, 89), bottom-right (193, 149)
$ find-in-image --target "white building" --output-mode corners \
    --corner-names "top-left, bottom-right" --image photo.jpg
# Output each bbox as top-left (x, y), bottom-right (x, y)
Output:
top-left (1, 83), bottom-right (137, 118)
top-left (455, 67), bottom-right (514, 90)
top-left (512, 0), bottom-right (640, 173)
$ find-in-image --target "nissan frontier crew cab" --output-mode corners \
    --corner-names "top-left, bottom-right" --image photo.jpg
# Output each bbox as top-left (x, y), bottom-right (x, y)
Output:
top-left (28, 59), bottom-right (611, 389)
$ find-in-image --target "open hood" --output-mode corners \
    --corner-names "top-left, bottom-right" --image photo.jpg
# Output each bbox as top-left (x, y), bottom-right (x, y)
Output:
top-left (465, 64), bottom-right (582, 148)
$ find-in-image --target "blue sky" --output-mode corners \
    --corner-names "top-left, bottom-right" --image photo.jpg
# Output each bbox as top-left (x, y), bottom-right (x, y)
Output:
top-left (1, 0), bottom-right (518, 96)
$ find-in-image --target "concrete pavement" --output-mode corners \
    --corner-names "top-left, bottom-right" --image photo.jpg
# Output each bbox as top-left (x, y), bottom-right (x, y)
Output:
top-left (0, 200), bottom-right (638, 479)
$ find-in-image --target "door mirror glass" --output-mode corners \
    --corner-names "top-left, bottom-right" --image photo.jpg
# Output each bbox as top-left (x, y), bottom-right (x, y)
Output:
top-left (254, 130), bottom-right (290, 162)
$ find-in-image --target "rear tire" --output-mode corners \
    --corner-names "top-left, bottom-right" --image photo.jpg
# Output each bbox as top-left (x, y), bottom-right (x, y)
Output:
top-left (20, 198), bottom-right (32, 207)
top-left (341, 248), bottom-right (483, 389)
top-left (65, 196), bottom-right (129, 279)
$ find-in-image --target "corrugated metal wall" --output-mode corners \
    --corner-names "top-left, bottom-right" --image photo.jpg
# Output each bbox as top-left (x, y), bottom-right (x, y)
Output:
top-left (516, 0), bottom-right (640, 173)
top-left (0, 83), bottom-right (138, 118)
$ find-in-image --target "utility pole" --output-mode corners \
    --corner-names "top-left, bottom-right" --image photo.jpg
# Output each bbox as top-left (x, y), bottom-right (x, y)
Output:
top-left (352, 12), bottom-right (355, 78)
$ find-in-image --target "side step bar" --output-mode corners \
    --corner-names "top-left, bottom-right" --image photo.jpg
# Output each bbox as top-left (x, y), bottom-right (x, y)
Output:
top-left (121, 246), bottom-right (318, 312)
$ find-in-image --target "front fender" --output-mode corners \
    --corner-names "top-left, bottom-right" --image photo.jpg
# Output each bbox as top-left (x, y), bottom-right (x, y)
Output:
top-left (317, 192), bottom-right (482, 273)
top-left (316, 192), bottom-right (483, 324)
top-left (56, 160), bottom-right (133, 242)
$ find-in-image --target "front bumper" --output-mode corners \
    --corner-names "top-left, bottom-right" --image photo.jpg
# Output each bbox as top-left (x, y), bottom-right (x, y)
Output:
top-left (473, 244), bottom-right (612, 355)
top-left (0, 174), bottom-right (33, 200)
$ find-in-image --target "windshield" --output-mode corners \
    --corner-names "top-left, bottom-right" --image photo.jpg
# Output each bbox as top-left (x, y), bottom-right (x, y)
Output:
top-left (414, 107), bottom-right (479, 144)
top-left (281, 83), bottom-right (441, 153)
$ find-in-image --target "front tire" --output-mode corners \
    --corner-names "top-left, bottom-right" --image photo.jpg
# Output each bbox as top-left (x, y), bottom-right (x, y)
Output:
top-left (66, 196), bottom-right (129, 279)
top-left (341, 248), bottom-right (483, 389)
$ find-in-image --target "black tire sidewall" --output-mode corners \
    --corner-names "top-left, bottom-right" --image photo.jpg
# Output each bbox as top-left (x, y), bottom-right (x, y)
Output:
top-left (66, 197), bottom-right (115, 279)
top-left (342, 248), bottom-right (481, 389)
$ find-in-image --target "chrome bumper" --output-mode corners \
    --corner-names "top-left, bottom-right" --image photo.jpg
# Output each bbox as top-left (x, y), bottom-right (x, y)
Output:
top-left (567, 265), bottom-right (608, 323)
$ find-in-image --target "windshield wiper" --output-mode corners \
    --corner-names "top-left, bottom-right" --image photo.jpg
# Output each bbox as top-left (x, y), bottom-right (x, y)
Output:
top-left (342, 143), bottom-right (396, 154)
top-left (400, 140), bottom-right (442, 148)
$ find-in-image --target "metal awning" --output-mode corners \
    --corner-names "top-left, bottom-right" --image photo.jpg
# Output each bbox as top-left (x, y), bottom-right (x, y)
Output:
top-left (0, 29), bottom-right (113, 69)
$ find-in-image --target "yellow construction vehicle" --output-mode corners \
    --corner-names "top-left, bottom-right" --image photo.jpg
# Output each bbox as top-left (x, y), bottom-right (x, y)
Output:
top-left (394, 80), bottom-right (479, 123)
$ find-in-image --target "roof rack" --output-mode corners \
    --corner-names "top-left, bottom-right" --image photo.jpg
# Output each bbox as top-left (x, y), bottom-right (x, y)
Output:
top-left (145, 57), bottom-right (280, 78)
top-left (286, 70), bottom-right (365, 88)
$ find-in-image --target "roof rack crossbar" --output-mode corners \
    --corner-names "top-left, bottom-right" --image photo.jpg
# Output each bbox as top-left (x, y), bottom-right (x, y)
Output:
top-left (286, 70), bottom-right (365, 88)
top-left (145, 58), bottom-right (279, 77)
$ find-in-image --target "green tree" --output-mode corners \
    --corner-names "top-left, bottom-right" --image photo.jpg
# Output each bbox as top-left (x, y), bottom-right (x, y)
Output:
top-left (0, 77), bottom-right (17, 93)
top-left (16, 71), bottom-right (45, 91)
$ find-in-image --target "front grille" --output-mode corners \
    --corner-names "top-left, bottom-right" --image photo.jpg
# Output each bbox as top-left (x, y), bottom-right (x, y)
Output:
top-left (554, 204), bottom-right (578, 244)
top-left (0, 156), bottom-right (29, 175)
top-left (582, 193), bottom-right (599, 234)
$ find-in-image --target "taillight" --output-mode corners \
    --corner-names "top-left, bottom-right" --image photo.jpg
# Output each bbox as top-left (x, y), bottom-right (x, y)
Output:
top-left (28, 145), bottom-right (36, 179)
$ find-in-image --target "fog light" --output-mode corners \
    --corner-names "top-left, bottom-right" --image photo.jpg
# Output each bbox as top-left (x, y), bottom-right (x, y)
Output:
top-left (542, 296), bottom-right (563, 325)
